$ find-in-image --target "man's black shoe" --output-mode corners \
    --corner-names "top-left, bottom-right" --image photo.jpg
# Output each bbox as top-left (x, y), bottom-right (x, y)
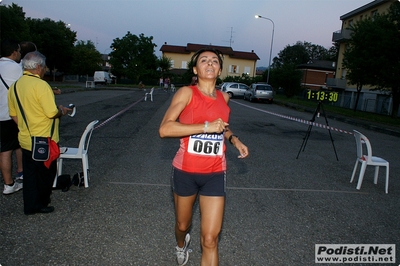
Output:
top-left (25, 206), bottom-right (55, 215)
top-left (38, 206), bottom-right (54, 213)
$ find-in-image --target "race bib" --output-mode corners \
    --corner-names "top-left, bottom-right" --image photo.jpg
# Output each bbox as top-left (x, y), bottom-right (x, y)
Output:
top-left (188, 133), bottom-right (224, 156)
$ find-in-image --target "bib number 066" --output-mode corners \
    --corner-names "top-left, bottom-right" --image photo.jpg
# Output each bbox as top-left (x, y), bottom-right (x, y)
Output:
top-left (188, 134), bottom-right (224, 156)
top-left (189, 139), bottom-right (223, 156)
top-left (193, 140), bottom-right (220, 155)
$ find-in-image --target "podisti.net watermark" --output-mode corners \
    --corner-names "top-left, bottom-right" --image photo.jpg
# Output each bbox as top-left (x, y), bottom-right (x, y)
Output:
top-left (315, 244), bottom-right (396, 263)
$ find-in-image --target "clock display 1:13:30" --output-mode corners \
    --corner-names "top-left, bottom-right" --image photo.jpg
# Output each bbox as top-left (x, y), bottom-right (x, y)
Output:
top-left (307, 90), bottom-right (339, 102)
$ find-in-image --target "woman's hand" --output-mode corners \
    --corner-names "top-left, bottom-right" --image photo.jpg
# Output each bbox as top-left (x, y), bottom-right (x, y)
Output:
top-left (231, 137), bottom-right (249, 159)
top-left (207, 118), bottom-right (229, 133)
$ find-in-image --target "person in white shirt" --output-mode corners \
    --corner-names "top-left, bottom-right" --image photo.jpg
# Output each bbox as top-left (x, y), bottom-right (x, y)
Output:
top-left (0, 39), bottom-right (23, 195)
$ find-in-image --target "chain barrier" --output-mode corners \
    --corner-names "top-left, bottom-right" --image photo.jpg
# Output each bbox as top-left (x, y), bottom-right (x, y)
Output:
top-left (232, 100), bottom-right (354, 135)
top-left (94, 97), bottom-right (144, 130)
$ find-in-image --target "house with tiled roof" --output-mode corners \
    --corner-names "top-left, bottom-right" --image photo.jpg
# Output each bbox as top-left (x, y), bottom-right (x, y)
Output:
top-left (297, 60), bottom-right (336, 90)
top-left (159, 43), bottom-right (260, 79)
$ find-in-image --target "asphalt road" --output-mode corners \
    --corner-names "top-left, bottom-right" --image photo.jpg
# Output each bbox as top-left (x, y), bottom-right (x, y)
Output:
top-left (1, 87), bottom-right (399, 265)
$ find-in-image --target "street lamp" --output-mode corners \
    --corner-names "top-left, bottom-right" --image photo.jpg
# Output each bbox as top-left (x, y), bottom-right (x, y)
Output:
top-left (255, 15), bottom-right (275, 84)
top-left (104, 48), bottom-right (112, 57)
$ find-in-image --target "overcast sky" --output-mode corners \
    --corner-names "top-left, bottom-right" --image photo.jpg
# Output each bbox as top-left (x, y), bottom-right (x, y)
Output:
top-left (4, 0), bottom-right (370, 67)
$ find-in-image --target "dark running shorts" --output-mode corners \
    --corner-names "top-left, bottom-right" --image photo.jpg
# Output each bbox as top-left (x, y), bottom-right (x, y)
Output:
top-left (0, 120), bottom-right (20, 152)
top-left (171, 167), bottom-right (226, 197)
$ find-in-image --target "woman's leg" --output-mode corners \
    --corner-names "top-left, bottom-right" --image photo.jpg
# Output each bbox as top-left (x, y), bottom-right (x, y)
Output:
top-left (174, 193), bottom-right (197, 247)
top-left (199, 195), bottom-right (225, 266)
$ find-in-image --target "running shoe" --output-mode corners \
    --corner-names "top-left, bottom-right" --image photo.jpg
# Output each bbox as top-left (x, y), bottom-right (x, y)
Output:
top-left (3, 182), bottom-right (23, 195)
top-left (15, 172), bottom-right (23, 182)
top-left (175, 233), bottom-right (192, 265)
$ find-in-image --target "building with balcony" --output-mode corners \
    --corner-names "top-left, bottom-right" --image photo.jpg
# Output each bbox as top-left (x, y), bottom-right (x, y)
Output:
top-left (159, 43), bottom-right (260, 80)
top-left (329, 0), bottom-right (397, 115)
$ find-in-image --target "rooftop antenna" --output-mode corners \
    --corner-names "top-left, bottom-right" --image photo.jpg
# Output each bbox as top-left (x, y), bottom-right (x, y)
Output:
top-left (222, 27), bottom-right (235, 47)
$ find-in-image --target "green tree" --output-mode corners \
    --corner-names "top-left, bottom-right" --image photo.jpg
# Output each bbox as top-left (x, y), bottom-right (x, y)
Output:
top-left (343, 2), bottom-right (400, 117)
top-left (0, 3), bottom-right (31, 45)
top-left (0, 4), bottom-right (76, 74)
top-left (342, 18), bottom-right (373, 111)
top-left (26, 18), bottom-right (77, 73)
top-left (157, 55), bottom-right (172, 74)
top-left (70, 40), bottom-right (102, 75)
top-left (267, 65), bottom-right (303, 98)
top-left (303, 41), bottom-right (330, 60)
top-left (273, 42), bottom-right (310, 68)
top-left (273, 41), bottom-right (335, 68)
top-left (109, 32), bottom-right (157, 82)
top-left (325, 44), bottom-right (339, 61)
top-left (270, 41), bottom-right (310, 97)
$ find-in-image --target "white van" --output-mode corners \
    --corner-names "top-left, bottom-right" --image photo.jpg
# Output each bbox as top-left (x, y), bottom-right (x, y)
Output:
top-left (94, 71), bottom-right (114, 85)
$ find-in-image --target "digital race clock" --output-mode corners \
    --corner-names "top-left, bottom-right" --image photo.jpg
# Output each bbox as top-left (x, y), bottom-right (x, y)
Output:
top-left (307, 90), bottom-right (339, 102)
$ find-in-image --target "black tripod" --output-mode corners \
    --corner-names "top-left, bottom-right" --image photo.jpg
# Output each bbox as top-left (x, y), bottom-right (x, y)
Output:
top-left (296, 101), bottom-right (339, 160)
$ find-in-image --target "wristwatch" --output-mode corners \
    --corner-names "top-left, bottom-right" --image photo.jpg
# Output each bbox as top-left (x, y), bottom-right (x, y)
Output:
top-left (228, 135), bottom-right (239, 144)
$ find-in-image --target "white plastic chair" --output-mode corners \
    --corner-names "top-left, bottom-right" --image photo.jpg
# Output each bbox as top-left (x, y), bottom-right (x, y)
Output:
top-left (54, 120), bottom-right (99, 188)
top-left (170, 84), bottom-right (176, 92)
top-left (144, 87), bottom-right (154, 101)
top-left (350, 130), bottom-right (390, 193)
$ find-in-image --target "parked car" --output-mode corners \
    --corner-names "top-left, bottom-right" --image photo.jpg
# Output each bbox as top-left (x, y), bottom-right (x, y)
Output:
top-left (220, 82), bottom-right (250, 98)
top-left (244, 83), bottom-right (274, 103)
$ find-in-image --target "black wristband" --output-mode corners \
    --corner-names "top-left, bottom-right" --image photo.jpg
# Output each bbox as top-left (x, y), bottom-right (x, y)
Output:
top-left (228, 135), bottom-right (239, 144)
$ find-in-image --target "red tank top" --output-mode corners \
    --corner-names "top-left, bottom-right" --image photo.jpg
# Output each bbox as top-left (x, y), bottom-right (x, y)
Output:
top-left (172, 86), bottom-right (230, 173)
